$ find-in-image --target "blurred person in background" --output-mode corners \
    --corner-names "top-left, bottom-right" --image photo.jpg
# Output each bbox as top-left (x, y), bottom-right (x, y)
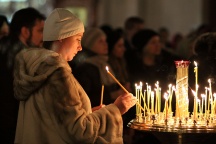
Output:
top-left (0, 15), bottom-right (10, 40)
top-left (107, 29), bottom-right (131, 92)
top-left (130, 29), bottom-right (176, 96)
top-left (0, 7), bottom-right (45, 144)
top-left (123, 16), bottom-right (145, 70)
top-left (5, 7), bottom-right (45, 69)
top-left (129, 28), bottom-right (171, 144)
top-left (158, 27), bottom-right (172, 49)
top-left (170, 33), bottom-right (183, 50)
top-left (73, 27), bottom-right (130, 107)
top-left (107, 29), bottom-right (135, 144)
top-left (124, 16), bottom-right (145, 51)
top-left (176, 24), bottom-right (212, 59)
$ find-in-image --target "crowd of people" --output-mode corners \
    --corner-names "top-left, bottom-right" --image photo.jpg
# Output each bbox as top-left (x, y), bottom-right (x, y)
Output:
top-left (1, 6), bottom-right (216, 144)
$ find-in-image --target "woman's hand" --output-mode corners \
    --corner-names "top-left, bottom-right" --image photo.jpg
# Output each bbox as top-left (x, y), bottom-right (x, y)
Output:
top-left (114, 93), bottom-right (137, 115)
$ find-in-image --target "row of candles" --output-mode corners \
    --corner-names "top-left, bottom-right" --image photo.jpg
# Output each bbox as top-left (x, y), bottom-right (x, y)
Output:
top-left (133, 61), bottom-right (216, 120)
top-left (193, 61), bottom-right (216, 119)
top-left (134, 80), bottom-right (216, 119)
top-left (105, 62), bottom-right (216, 120)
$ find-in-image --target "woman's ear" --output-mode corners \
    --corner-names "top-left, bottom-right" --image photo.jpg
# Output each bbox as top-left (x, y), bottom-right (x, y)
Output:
top-left (51, 40), bottom-right (62, 52)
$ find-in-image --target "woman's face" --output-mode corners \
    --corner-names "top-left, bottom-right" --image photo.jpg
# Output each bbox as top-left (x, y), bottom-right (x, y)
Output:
top-left (144, 35), bottom-right (162, 56)
top-left (112, 37), bottom-right (125, 58)
top-left (57, 32), bottom-right (83, 61)
top-left (91, 35), bottom-right (108, 55)
top-left (0, 21), bottom-right (9, 39)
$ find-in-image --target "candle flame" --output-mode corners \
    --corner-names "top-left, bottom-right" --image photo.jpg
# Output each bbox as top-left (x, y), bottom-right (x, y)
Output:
top-left (140, 81), bottom-right (143, 86)
top-left (214, 93), bottom-right (216, 98)
top-left (172, 86), bottom-right (176, 91)
top-left (208, 79), bottom-right (211, 83)
top-left (196, 84), bottom-right (199, 89)
top-left (151, 91), bottom-right (154, 98)
top-left (191, 89), bottom-right (197, 97)
top-left (194, 61), bottom-right (197, 67)
top-left (164, 93), bottom-right (168, 100)
top-left (155, 82), bottom-right (159, 87)
top-left (201, 94), bottom-right (206, 98)
top-left (105, 66), bottom-right (109, 71)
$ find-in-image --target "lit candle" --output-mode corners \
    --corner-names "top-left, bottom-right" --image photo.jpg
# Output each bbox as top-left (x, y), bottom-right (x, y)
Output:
top-left (105, 66), bottom-right (145, 111)
top-left (208, 87), bottom-right (210, 114)
top-left (135, 84), bottom-right (138, 115)
top-left (151, 91), bottom-right (154, 114)
top-left (100, 84), bottom-right (104, 106)
top-left (106, 66), bottom-right (129, 93)
top-left (205, 87), bottom-right (208, 117)
top-left (137, 85), bottom-right (141, 114)
top-left (197, 99), bottom-right (201, 113)
top-left (194, 61), bottom-right (198, 91)
top-left (143, 90), bottom-right (146, 116)
top-left (191, 89), bottom-right (197, 119)
top-left (201, 94), bottom-right (205, 114)
top-left (139, 82), bottom-right (143, 114)
top-left (164, 93), bottom-right (169, 120)
top-left (168, 84), bottom-right (172, 112)
top-left (158, 88), bottom-right (161, 113)
top-left (213, 93), bottom-right (216, 115)
top-left (147, 85), bottom-right (151, 113)
top-left (140, 82), bottom-right (143, 91)
top-left (209, 79), bottom-right (214, 115)
top-left (196, 99), bottom-right (200, 113)
top-left (154, 88), bottom-right (157, 114)
top-left (154, 81), bottom-right (159, 114)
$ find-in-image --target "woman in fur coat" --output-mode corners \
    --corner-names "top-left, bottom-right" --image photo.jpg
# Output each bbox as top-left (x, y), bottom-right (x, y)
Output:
top-left (13, 8), bottom-right (137, 144)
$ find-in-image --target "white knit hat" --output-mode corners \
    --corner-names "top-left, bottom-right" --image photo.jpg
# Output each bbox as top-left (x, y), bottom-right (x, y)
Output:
top-left (43, 8), bottom-right (84, 41)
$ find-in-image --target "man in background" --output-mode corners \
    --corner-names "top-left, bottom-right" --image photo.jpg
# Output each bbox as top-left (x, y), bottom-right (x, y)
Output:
top-left (0, 7), bottom-right (45, 144)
